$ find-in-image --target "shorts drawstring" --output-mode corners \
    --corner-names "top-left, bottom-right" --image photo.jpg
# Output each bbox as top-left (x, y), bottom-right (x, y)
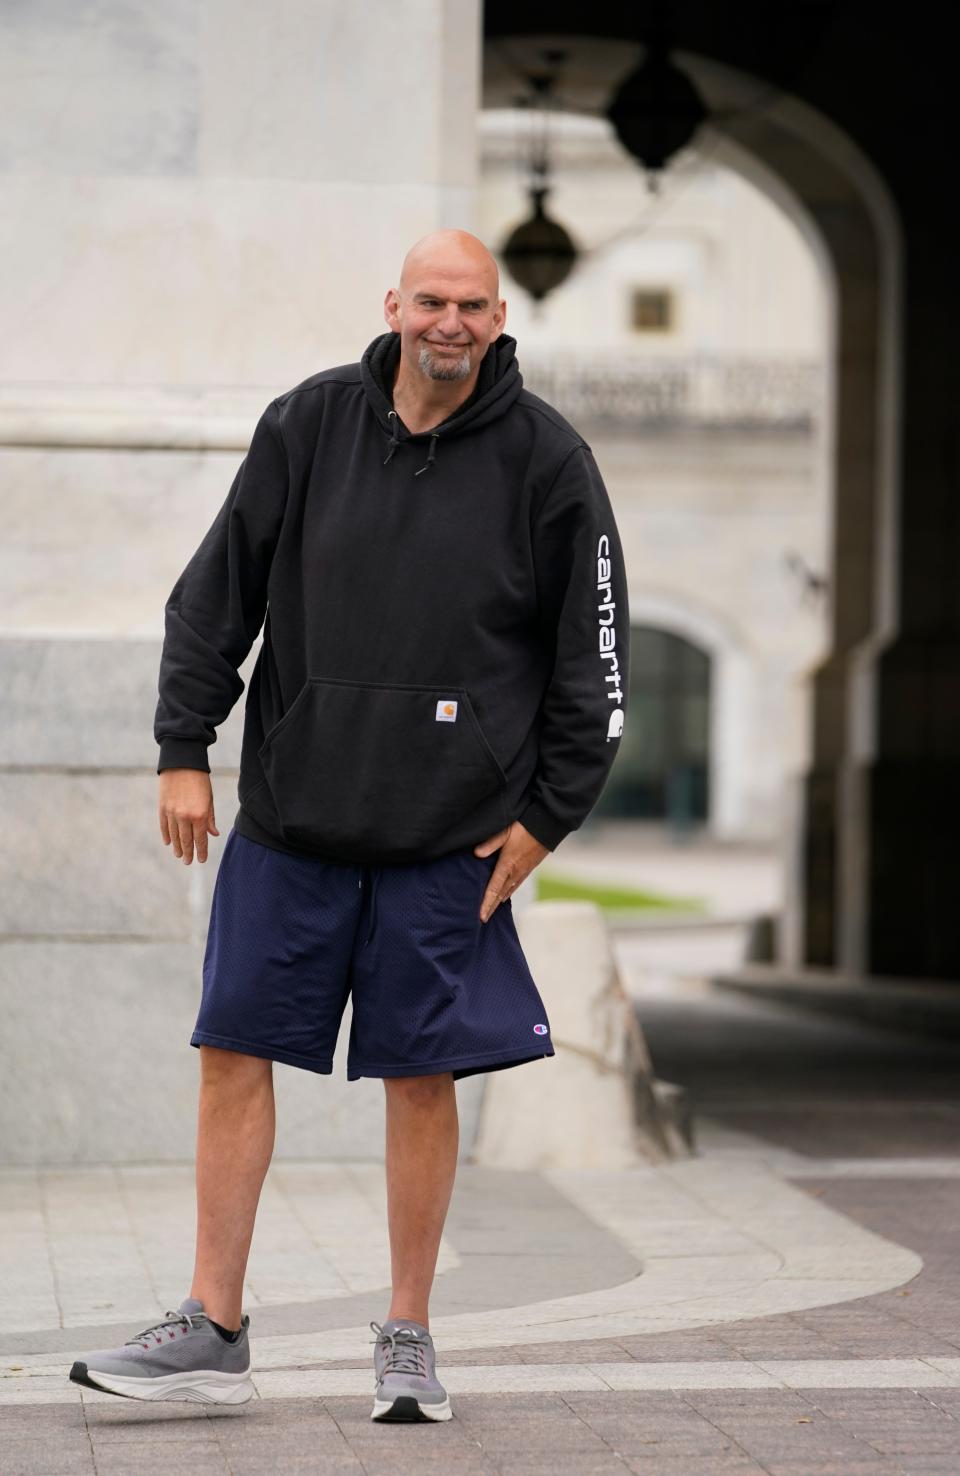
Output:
top-left (362, 866), bottom-right (380, 946)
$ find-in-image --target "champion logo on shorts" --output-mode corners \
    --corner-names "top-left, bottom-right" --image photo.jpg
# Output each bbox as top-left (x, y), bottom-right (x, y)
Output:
top-left (533, 1023), bottom-right (549, 1035)
top-left (436, 699), bottom-right (458, 722)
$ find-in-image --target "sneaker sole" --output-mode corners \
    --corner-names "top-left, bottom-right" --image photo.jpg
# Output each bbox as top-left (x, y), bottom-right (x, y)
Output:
top-left (371, 1393), bottom-right (452, 1422)
top-left (69, 1361), bottom-right (254, 1405)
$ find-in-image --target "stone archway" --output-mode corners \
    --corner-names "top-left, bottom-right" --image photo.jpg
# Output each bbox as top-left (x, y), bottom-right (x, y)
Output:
top-left (482, 30), bottom-right (904, 978)
top-left (680, 57), bottom-right (902, 978)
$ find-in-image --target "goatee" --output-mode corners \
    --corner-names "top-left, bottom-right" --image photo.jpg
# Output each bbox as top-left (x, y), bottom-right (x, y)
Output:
top-left (418, 344), bottom-right (472, 382)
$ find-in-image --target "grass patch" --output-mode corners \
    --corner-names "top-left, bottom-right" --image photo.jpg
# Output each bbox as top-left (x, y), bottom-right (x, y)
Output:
top-left (535, 872), bottom-right (706, 913)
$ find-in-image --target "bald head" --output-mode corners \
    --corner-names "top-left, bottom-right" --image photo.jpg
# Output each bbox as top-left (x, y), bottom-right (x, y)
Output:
top-left (384, 228), bottom-right (507, 392)
top-left (398, 229), bottom-right (500, 299)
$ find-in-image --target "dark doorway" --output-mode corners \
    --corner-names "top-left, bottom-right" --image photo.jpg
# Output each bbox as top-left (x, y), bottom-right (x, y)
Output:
top-left (594, 625), bottom-right (711, 827)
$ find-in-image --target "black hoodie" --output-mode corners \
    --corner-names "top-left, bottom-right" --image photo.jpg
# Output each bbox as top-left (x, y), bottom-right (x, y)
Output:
top-left (154, 330), bottom-right (630, 864)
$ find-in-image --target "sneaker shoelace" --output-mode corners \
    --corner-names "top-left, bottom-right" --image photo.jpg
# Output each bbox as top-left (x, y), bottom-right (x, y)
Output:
top-left (126, 1309), bottom-right (195, 1348)
top-left (369, 1320), bottom-right (429, 1378)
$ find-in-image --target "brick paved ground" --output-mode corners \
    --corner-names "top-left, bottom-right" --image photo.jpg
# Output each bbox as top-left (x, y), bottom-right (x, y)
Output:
top-left (6, 1384), bottom-right (960, 1474)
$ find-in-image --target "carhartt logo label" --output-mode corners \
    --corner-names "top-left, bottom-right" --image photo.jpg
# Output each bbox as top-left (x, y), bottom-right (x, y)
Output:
top-left (597, 533), bottom-right (624, 742)
top-left (436, 700), bottom-right (458, 722)
top-left (533, 1023), bottom-right (549, 1035)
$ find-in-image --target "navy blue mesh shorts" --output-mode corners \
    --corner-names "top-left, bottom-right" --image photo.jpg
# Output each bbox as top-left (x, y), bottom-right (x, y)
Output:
top-left (191, 827), bottom-right (555, 1080)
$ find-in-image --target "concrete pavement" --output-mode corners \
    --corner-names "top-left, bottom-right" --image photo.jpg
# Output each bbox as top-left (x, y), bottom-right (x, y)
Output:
top-left (4, 1140), bottom-right (960, 1474)
top-left (4, 834), bottom-right (960, 1473)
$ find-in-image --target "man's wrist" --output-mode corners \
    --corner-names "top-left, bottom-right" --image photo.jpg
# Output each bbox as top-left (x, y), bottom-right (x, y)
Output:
top-left (157, 738), bottom-right (211, 774)
top-left (515, 800), bottom-right (569, 853)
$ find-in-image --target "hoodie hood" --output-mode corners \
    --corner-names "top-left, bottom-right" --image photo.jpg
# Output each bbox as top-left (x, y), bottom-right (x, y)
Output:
top-left (360, 330), bottom-right (524, 476)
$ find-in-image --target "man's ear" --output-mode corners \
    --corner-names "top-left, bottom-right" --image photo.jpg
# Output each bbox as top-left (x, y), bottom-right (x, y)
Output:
top-left (490, 296), bottom-right (507, 341)
top-left (383, 287), bottom-right (401, 330)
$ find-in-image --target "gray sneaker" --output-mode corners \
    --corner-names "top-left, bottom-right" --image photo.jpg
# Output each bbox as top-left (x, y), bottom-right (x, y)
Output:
top-left (69, 1296), bottom-right (253, 1405)
top-left (369, 1317), bottom-right (451, 1421)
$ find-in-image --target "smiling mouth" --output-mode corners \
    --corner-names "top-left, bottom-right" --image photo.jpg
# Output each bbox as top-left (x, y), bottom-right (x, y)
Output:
top-left (425, 341), bottom-right (469, 350)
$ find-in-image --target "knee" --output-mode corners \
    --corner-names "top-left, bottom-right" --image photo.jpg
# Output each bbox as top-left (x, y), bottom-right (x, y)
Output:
top-left (383, 1072), bottom-right (454, 1107)
top-left (199, 1044), bottom-right (272, 1091)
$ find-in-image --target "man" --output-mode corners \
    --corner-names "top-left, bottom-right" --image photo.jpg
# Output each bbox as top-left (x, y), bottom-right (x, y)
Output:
top-left (69, 230), bottom-right (630, 1422)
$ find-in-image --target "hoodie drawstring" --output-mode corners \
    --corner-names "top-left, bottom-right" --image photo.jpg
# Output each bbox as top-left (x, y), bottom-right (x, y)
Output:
top-left (383, 414), bottom-right (441, 476)
top-left (414, 432), bottom-right (440, 477)
top-left (383, 409), bottom-right (401, 465)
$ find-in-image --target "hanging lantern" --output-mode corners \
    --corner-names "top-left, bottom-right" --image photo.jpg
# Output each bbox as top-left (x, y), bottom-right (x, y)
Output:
top-left (607, 42), bottom-right (707, 175)
top-left (501, 186), bottom-right (578, 303)
top-left (498, 54), bottom-right (579, 306)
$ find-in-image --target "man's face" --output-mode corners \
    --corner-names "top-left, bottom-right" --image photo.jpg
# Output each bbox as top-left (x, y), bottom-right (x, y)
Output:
top-left (384, 264), bottom-right (506, 384)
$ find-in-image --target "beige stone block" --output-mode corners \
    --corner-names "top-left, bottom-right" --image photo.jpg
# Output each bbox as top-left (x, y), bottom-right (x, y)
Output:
top-left (472, 901), bottom-right (648, 1170)
top-left (0, 773), bottom-right (224, 939)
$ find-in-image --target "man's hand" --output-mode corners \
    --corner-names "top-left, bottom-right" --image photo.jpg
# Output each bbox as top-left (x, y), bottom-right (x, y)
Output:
top-left (474, 820), bottom-right (550, 922)
top-left (159, 769), bottom-right (220, 864)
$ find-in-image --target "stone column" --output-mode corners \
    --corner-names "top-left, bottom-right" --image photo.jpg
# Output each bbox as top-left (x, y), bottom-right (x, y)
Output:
top-left (0, 0), bottom-right (486, 1164)
top-left (721, 101), bottom-right (957, 982)
top-left (710, 110), bottom-right (888, 974)
top-left (796, 192), bottom-right (884, 969)
top-left (841, 220), bottom-right (959, 980)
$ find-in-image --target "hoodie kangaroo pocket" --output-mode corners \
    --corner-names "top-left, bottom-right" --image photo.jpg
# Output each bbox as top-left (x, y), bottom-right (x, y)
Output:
top-left (257, 677), bottom-right (507, 855)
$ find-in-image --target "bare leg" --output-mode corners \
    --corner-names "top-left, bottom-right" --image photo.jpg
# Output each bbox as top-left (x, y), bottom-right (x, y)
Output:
top-left (383, 1072), bottom-right (459, 1329)
top-left (190, 1045), bottom-right (275, 1330)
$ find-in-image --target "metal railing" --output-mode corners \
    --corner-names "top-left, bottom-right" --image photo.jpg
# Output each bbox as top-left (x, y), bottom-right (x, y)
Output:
top-left (521, 353), bottom-right (821, 432)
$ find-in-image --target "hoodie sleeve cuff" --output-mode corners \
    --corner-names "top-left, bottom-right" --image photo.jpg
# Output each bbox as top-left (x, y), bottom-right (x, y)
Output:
top-left (515, 800), bottom-right (571, 853)
top-left (157, 738), bottom-right (211, 775)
